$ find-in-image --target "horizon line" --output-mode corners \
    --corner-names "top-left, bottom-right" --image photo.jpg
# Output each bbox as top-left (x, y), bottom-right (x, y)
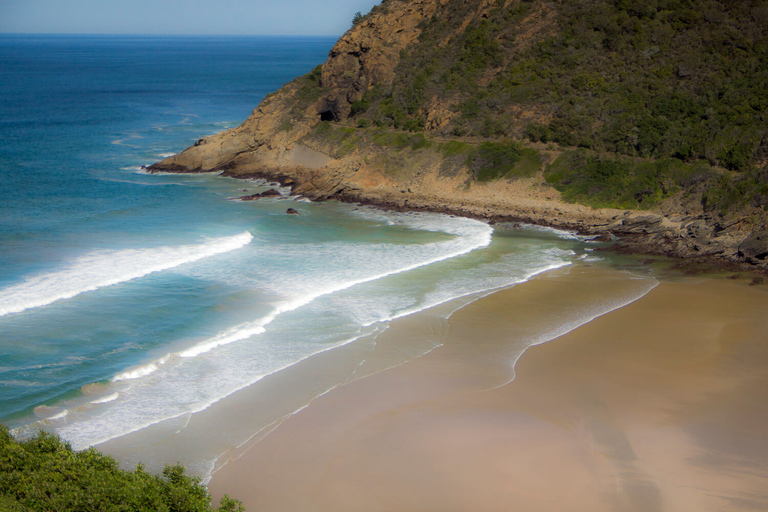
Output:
top-left (0, 32), bottom-right (343, 38)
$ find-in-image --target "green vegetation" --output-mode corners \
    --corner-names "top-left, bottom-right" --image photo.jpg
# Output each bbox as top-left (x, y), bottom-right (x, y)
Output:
top-left (371, 130), bottom-right (432, 151)
top-left (544, 150), bottom-right (715, 209)
top-left (324, 0), bottom-right (767, 215)
top-left (702, 169), bottom-right (768, 214)
top-left (347, 0), bottom-right (768, 174)
top-left (0, 426), bottom-right (243, 512)
top-left (465, 141), bottom-right (542, 181)
top-left (307, 121), bottom-right (360, 157)
top-left (293, 65), bottom-right (327, 105)
top-left (440, 140), bottom-right (472, 157)
top-left (274, 0), bottom-right (768, 215)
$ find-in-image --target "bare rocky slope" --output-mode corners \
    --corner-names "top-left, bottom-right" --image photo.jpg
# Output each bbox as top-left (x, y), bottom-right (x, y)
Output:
top-left (150, 0), bottom-right (768, 272)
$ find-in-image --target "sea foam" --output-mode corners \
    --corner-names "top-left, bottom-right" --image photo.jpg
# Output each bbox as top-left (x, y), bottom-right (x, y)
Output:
top-left (178, 213), bottom-right (494, 358)
top-left (0, 232), bottom-right (253, 317)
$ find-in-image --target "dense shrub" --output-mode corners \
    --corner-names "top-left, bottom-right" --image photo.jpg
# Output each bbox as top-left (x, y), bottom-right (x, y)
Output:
top-left (468, 141), bottom-right (528, 181)
top-left (346, 0), bottom-right (768, 170)
top-left (0, 426), bottom-right (243, 512)
top-left (544, 150), bottom-right (722, 209)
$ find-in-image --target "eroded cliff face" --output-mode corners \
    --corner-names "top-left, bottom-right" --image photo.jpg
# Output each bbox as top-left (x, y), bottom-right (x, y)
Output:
top-left (318, 0), bottom-right (444, 120)
top-left (150, 0), bottom-right (443, 175)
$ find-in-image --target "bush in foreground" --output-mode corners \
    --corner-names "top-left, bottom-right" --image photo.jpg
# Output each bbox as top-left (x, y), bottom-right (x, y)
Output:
top-left (0, 425), bottom-right (243, 512)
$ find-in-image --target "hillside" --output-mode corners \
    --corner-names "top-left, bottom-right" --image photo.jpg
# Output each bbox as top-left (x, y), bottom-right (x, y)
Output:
top-left (149, 0), bottom-right (768, 270)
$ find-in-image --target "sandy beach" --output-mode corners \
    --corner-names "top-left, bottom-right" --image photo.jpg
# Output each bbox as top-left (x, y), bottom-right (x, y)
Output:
top-left (208, 265), bottom-right (768, 512)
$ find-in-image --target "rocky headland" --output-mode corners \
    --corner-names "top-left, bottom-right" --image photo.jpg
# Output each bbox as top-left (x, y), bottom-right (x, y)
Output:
top-left (150, 0), bottom-right (768, 272)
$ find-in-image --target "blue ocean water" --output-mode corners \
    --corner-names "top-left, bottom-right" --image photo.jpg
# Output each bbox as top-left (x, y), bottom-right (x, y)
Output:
top-left (0, 34), bottom-right (656, 477)
top-left (0, 34), bottom-right (338, 420)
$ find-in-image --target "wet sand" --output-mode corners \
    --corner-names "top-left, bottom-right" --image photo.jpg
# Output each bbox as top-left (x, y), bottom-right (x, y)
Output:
top-left (209, 266), bottom-right (768, 512)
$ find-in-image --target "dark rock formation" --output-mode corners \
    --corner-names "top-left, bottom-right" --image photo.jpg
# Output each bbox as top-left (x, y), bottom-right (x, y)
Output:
top-left (739, 231), bottom-right (768, 263)
top-left (237, 188), bottom-right (282, 201)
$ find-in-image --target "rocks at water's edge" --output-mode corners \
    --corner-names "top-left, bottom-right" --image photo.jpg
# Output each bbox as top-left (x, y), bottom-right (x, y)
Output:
top-left (237, 188), bottom-right (282, 201)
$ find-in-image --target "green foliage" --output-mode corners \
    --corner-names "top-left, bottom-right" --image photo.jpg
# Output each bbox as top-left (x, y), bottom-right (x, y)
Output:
top-left (353, 0), bottom-right (768, 170)
top-left (466, 140), bottom-right (539, 181)
top-left (351, 11), bottom-right (364, 27)
top-left (291, 65), bottom-right (327, 113)
top-left (372, 130), bottom-right (432, 151)
top-left (544, 150), bottom-right (715, 209)
top-left (441, 140), bottom-right (472, 157)
top-left (307, 122), bottom-right (360, 157)
top-left (525, 124), bottom-right (553, 144)
top-left (0, 426), bottom-right (243, 512)
top-left (458, 20), bottom-right (504, 74)
top-left (306, 64), bottom-right (322, 84)
top-left (702, 169), bottom-right (768, 214)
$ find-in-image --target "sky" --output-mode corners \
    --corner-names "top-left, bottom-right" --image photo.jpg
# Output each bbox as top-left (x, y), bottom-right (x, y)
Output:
top-left (0, 0), bottom-right (382, 36)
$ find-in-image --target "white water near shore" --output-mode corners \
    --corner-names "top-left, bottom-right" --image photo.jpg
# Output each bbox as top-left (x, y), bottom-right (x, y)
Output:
top-left (16, 213), bottom-right (576, 451)
top-left (0, 36), bottom-right (664, 486)
top-left (0, 232), bottom-right (253, 317)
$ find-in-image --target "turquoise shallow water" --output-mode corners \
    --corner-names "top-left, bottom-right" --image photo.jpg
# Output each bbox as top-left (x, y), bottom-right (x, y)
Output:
top-left (0, 35), bottom-right (655, 476)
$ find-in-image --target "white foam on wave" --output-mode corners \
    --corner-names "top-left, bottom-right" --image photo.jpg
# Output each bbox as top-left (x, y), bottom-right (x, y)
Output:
top-left (513, 223), bottom-right (600, 242)
top-left (0, 232), bottom-right (253, 317)
top-left (112, 354), bottom-right (172, 382)
top-left (48, 211), bottom-right (589, 456)
top-left (179, 214), bottom-right (493, 358)
top-left (367, 260), bottom-right (572, 328)
top-left (497, 274), bottom-right (660, 388)
top-left (56, 328), bottom-right (380, 451)
top-left (90, 393), bottom-right (120, 405)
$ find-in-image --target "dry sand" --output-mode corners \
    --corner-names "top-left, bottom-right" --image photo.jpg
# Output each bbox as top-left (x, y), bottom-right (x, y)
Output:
top-left (209, 266), bottom-right (768, 512)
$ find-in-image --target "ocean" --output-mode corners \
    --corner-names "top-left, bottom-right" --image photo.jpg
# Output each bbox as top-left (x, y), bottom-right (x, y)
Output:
top-left (0, 34), bottom-right (657, 479)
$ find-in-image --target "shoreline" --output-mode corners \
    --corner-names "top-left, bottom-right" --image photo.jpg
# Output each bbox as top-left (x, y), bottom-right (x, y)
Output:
top-left (207, 264), bottom-right (768, 512)
top-left (151, 165), bottom-right (768, 277)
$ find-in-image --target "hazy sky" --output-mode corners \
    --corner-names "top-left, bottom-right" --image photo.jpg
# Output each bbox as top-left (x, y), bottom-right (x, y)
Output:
top-left (0, 0), bottom-right (382, 36)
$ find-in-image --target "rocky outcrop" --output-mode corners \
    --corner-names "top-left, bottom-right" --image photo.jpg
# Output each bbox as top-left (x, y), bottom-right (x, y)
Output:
top-left (739, 231), bottom-right (768, 264)
top-left (149, 0), bottom-right (439, 176)
top-left (317, 0), bottom-right (440, 120)
top-left (147, 0), bottom-right (767, 273)
top-left (237, 189), bottom-right (282, 201)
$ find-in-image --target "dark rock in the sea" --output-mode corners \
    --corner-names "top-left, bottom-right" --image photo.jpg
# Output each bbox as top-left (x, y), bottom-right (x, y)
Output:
top-left (738, 230), bottom-right (768, 262)
top-left (286, 208), bottom-right (300, 215)
top-left (238, 189), bottom-right (282, 201)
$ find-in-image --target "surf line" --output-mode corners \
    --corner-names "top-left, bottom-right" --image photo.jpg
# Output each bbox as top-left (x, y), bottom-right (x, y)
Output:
top-left (0, 232), bottom-right (253, 317)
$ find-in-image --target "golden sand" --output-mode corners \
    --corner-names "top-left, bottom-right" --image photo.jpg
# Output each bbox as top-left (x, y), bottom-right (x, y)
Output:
top-left (209, 266), bottom-right (768, 512)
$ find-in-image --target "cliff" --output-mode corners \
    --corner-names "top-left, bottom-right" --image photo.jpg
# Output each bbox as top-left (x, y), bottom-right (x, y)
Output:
top-left (149, 0), bottom-right (768, 271)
